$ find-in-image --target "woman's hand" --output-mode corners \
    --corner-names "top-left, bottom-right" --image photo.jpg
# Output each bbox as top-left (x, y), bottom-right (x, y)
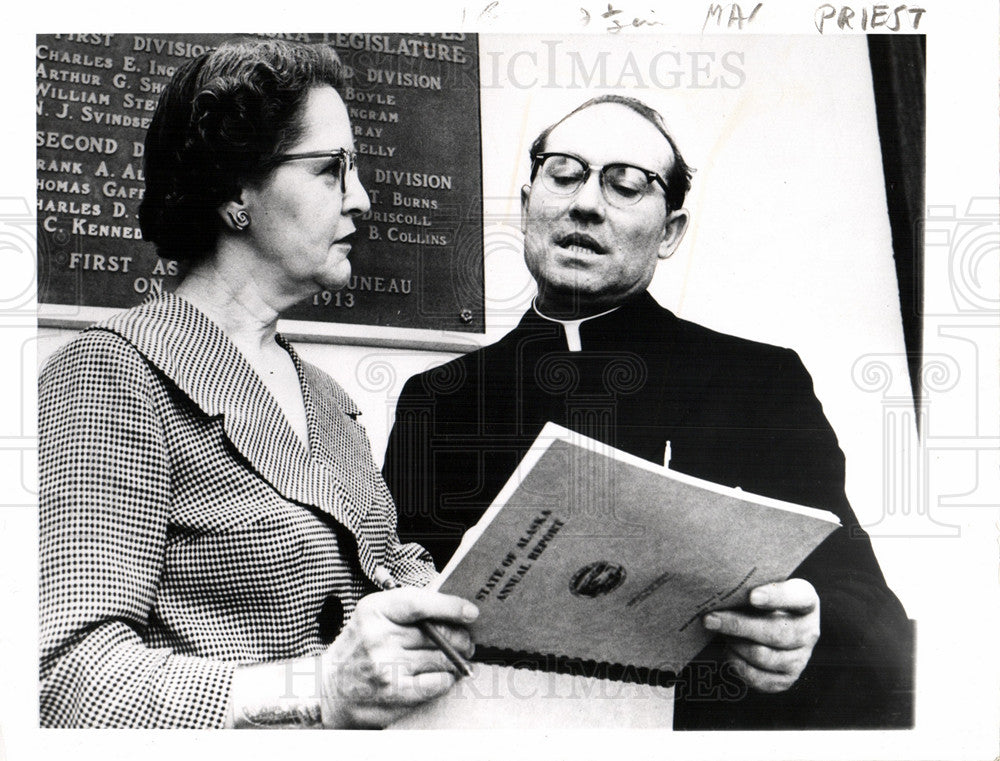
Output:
top-left (702, 578), bottom-right (820, 694)
top-left (320, 588), bottom-right (478, 728)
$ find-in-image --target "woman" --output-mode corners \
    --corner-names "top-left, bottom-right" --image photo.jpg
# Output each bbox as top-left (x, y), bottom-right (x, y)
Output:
top-left (38, 38), bottom-right (476, 729)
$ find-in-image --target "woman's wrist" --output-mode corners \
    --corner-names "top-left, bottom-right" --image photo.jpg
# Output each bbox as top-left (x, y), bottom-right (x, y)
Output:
top-left (227, 655), bottom-right (327, 729)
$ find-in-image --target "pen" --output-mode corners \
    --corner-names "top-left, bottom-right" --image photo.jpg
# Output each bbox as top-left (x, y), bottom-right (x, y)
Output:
top-left (373, 567), bottom-right (474, 678)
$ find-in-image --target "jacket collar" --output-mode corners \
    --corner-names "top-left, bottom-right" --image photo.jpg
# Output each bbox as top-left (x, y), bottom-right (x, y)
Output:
top-left (91, 293), bottom-right (374, 544)
top-left (519, 291), bottom-right (678, 350)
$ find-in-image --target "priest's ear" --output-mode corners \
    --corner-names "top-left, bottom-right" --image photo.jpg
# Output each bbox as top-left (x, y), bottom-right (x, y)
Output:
top-left (520, 184), bottom-right (531, 235)
top-left (657, 208), bottom-right (689, 260)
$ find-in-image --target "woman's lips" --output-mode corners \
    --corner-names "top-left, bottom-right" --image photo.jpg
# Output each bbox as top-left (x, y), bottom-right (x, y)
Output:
top-left (334, 230), bottom-right (357, 249)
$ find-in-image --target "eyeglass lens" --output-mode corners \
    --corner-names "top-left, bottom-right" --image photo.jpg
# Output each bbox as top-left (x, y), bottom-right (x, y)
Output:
top-left (274, 149), bottom-right (357, 193)
top-left (332, 150), bottom-right (356, 193)
top-left (539, 154), bottom-right (653, 207)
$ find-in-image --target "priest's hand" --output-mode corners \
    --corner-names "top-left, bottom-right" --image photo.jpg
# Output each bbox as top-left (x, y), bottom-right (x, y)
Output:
top-left (701, 578), bottom-right (820, 693)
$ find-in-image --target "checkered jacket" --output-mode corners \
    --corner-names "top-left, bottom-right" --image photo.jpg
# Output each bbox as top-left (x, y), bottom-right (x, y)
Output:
top-left (39, 293), bottom-right (435, 728)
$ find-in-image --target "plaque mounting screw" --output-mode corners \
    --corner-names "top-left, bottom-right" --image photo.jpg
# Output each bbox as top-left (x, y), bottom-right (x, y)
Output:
top-left (459, 309), bottom-right (474, 324)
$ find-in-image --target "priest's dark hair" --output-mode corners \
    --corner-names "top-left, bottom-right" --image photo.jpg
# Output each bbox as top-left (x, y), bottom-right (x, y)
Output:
top-left (528, 94), bottom-right (694, 212)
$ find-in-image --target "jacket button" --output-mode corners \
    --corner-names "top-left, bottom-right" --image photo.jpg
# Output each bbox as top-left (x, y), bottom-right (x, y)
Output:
top-left (317, 594), bottom-right (344, 644)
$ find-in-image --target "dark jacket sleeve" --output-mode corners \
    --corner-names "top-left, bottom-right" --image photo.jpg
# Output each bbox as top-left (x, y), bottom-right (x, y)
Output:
top-left (384, 367), bottom-right (479, 570)
top-left (673, 348), bottom-right (913, 729)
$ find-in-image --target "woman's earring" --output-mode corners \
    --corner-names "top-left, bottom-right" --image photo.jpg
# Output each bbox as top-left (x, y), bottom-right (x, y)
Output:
top-left (227, 209), bottom-right (251, 231)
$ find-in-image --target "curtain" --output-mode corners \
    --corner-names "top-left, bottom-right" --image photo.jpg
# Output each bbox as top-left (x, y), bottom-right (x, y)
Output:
top-left (867, 35), bottom-right (926, 431)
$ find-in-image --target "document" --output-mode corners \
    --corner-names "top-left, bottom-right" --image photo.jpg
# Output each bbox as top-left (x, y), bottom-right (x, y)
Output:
top-left (431, 423), bottom-right (840, 673)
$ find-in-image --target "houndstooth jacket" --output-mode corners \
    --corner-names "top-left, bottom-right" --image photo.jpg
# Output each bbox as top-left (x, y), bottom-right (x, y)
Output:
top-left (39, 293), bottom-right (434, 728)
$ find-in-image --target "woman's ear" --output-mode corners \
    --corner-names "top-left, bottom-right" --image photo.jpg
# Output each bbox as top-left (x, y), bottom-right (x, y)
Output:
top-left (219, 196), bottom-right (251, 232)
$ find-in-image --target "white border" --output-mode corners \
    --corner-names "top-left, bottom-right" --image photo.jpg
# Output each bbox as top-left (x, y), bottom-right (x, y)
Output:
top-left (6, 2), bottom-right (1000, 760)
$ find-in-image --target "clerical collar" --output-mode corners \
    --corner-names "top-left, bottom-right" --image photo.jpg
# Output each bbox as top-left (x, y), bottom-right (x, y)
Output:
top-left (531, 299), bottom-right (621, 352)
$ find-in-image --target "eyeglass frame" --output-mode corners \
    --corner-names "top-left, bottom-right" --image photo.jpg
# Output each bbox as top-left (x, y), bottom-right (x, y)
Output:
top-left (269, 148), bottom-right (358, 193)
top-left (529, 151), bottom-right (672, 209)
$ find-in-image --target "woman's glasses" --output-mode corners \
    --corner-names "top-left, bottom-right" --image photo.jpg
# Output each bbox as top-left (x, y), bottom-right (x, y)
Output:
top-left (271, 148), bottom-right (358, 193)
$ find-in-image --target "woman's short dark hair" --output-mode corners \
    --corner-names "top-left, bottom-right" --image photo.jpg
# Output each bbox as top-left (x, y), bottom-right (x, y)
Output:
top-left (528, 95), bottom-right (694, 211)
top-left (139, 38), bottom-right (344, 262)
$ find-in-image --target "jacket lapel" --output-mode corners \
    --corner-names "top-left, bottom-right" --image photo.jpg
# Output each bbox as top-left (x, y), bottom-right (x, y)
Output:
top-left (93, 293), bottom-right (372, 542)
top-left (285, 340), bottom-right (374, 536)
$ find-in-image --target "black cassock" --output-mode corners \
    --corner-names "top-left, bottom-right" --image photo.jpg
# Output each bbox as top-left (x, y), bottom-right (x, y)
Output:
top-left (384, 292), bottom-right (912, 729)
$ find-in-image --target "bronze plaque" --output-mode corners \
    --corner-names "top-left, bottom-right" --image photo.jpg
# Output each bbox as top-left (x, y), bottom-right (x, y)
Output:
top-left (36, 33), bottom-right (485, 333)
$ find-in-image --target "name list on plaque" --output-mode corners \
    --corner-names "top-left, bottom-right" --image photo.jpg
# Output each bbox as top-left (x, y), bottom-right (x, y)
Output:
top-left (36, 33), bottom-right (485, 333)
